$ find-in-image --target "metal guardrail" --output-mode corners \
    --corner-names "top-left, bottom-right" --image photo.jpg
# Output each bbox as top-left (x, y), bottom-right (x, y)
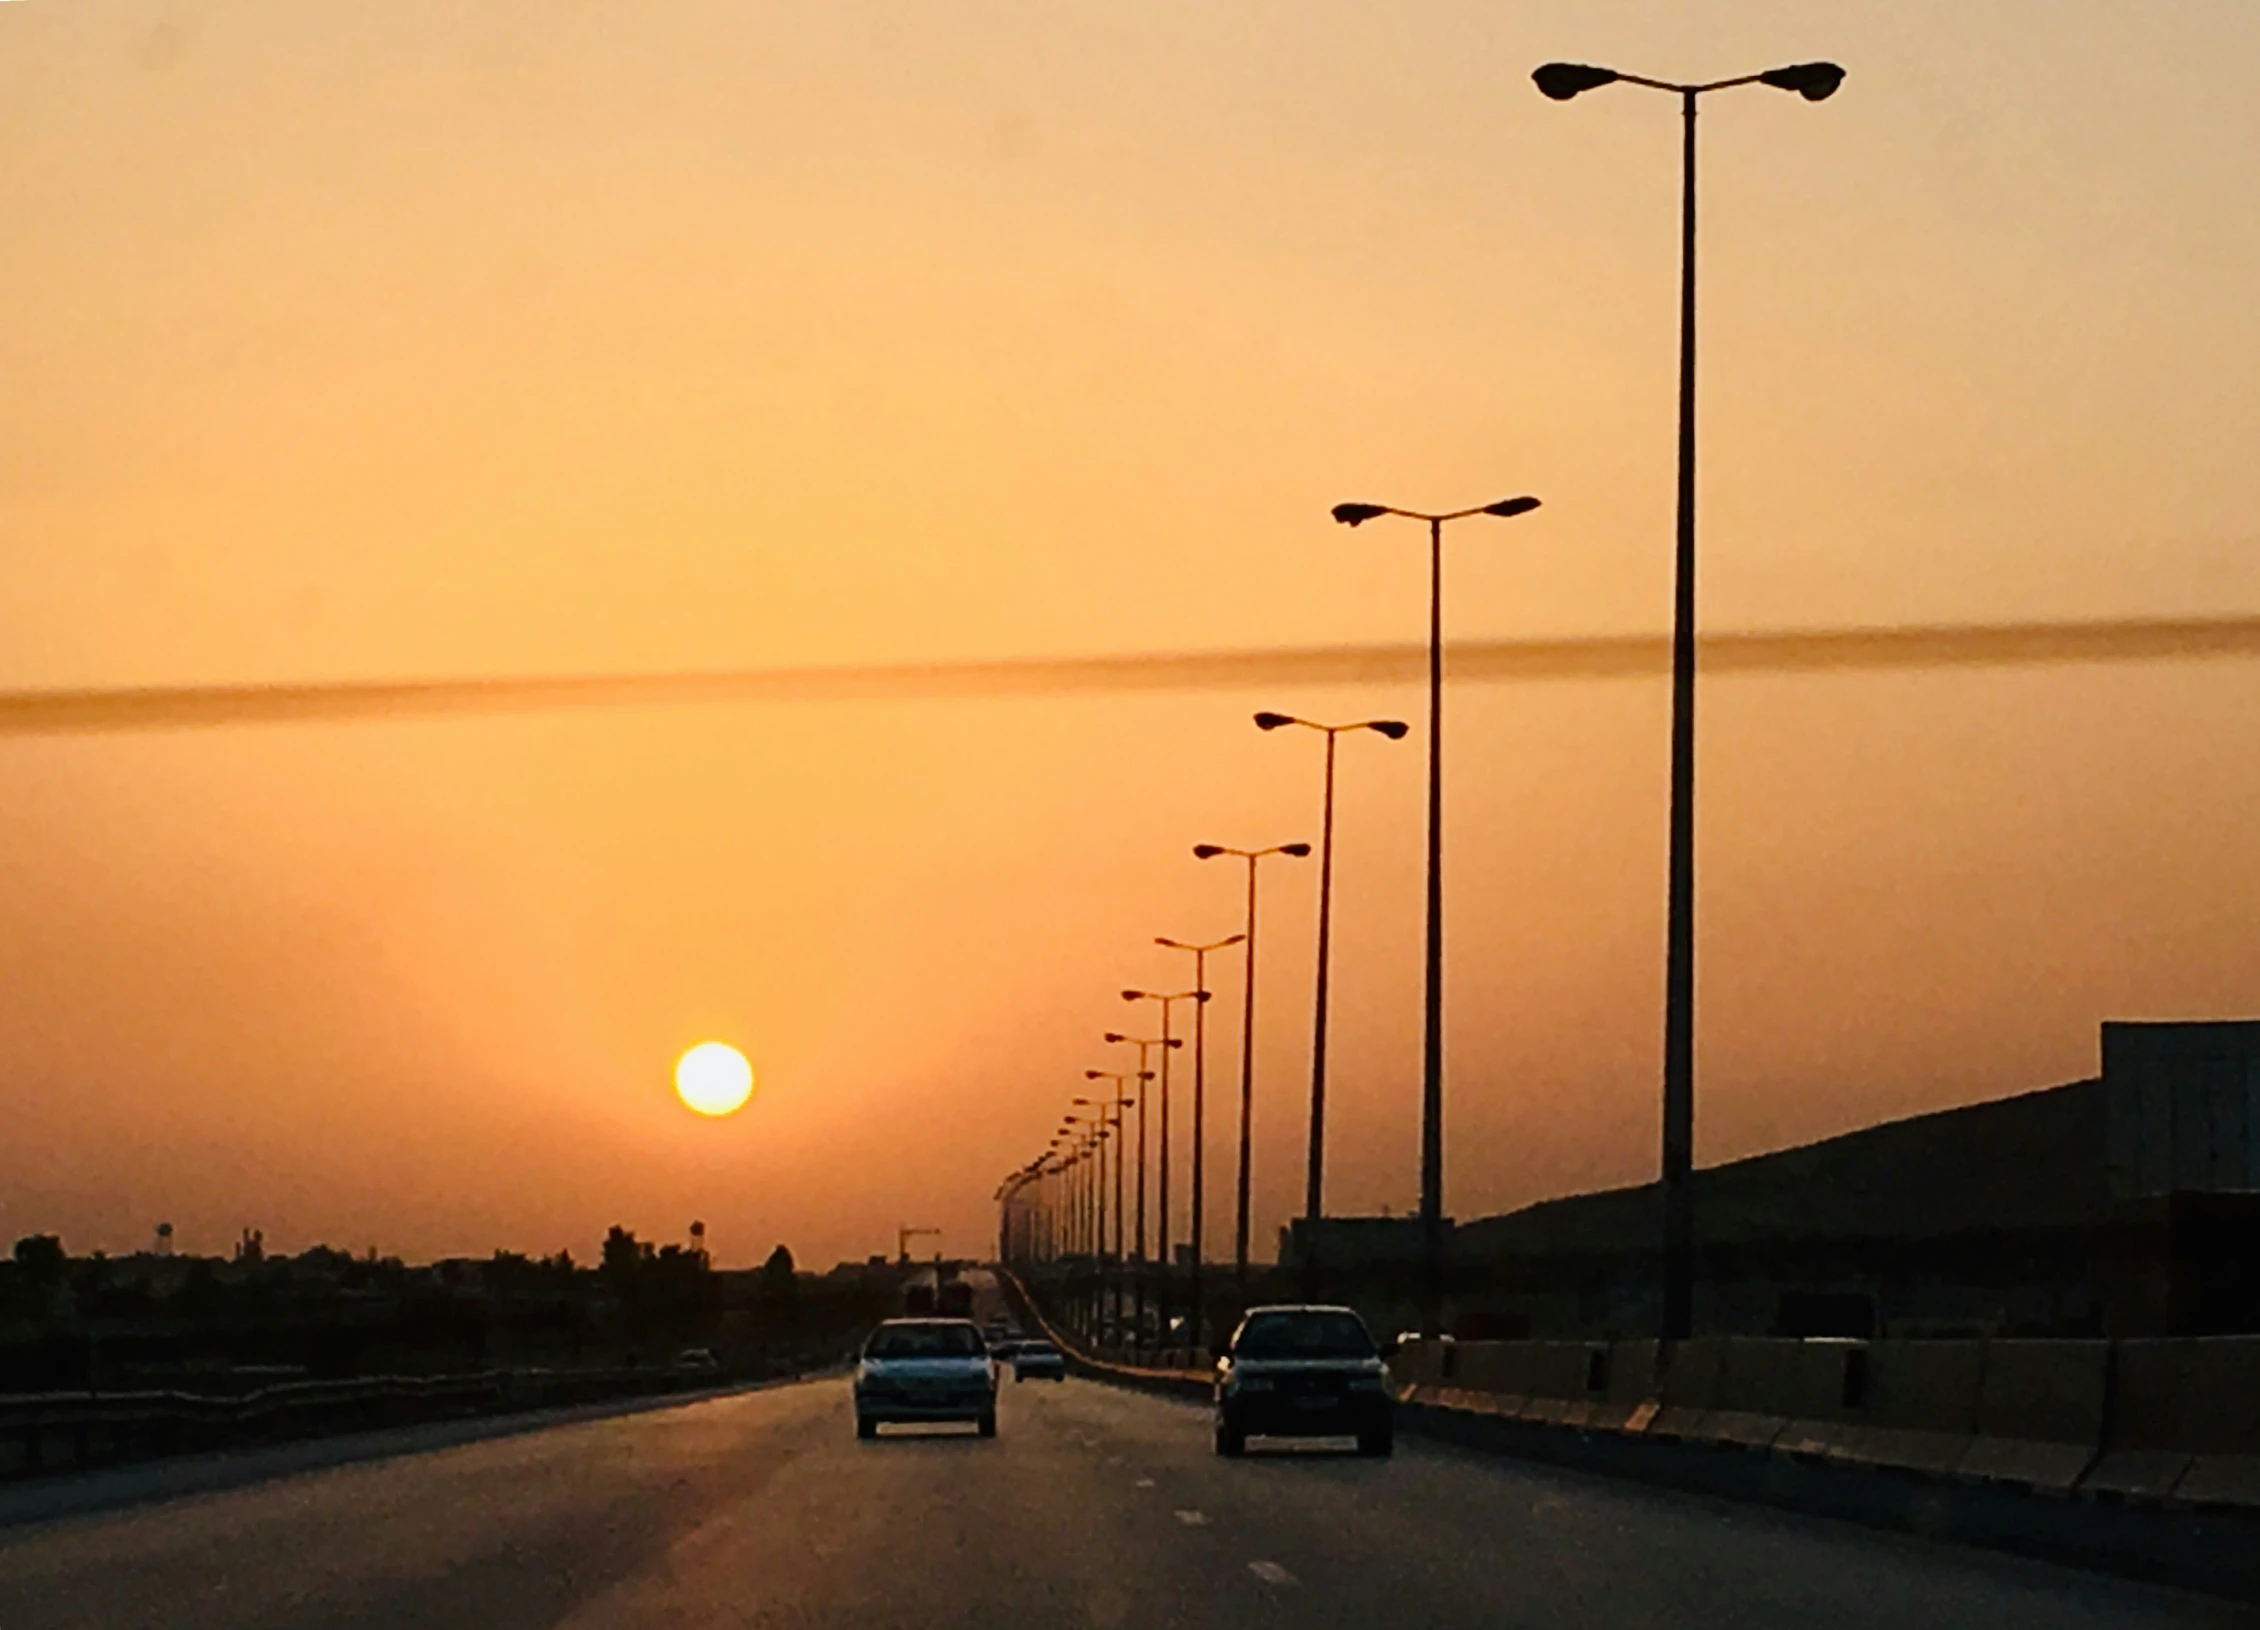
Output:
top-left (0, 1356), bottom-right (854, 1481)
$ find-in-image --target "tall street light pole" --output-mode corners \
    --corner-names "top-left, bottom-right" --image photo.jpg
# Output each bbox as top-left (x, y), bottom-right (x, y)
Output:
top-left (1192, 841), bottom-right (1312, 1296)
top-left (1069, 1111), bottom-right (1113, 1333)
top-left (1329, 495), bottom-right (1543, 1337)
top-left (1156, 932), bottom-right (1243, 1347)
top-left (1086, 1065), bottom-right (1155, 1347)
top-left (1060, 1117), bottom-right (1088, 1255)
top-left (1121, 991), bottom-right (1202, 1342)
top-left (1060, 1119), bottom-right (1096, 1334)
top-left (1253, 711), bottom-right (1410, 1289)
top-left (1534, 55), bottom-right (1843, 1341)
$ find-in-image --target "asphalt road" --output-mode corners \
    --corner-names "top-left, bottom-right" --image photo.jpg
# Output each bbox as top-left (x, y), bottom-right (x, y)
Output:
top-left (0, 1305), bottom-right (2240, 1627)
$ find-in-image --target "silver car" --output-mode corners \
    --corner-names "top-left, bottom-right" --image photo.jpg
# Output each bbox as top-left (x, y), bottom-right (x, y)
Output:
top-left (854, 1318), bottom-right (998, 1438)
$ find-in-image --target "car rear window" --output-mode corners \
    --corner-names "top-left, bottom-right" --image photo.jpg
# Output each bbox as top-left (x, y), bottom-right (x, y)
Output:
top-left (866, 1322), bottom-right (986, 1358)
top-left (1232, 1311), bottom-right (1376, 1360)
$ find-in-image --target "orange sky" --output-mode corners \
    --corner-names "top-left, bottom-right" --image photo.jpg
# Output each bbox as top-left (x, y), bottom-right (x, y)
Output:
top-left (4, 1), bottom-right (2260, 1267)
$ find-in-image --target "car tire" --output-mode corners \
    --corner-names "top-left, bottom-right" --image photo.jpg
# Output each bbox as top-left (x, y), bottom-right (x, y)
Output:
top-left (978, 1410), bottom-right (998, 1439)
top-left (1356, 1424), bottom-right (1393, 1458)
top-left (856, 1415), bottom-right (877, 1441)
top-left (1215, 1413), bottom-right (1247, 1458)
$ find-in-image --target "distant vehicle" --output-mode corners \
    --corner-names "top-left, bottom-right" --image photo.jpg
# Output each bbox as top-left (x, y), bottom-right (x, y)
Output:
top-left (672, 1347), bottom-right (721, 1377)
top-left (855, 1318), bottom-right (998, 1439)
top-left (1010, 1339), bottom-right (1065, 1382)
top-left (1212, 1304), bottom-right (1392, 1458)
top-left (936, 1280), bottom-right (974, 1317)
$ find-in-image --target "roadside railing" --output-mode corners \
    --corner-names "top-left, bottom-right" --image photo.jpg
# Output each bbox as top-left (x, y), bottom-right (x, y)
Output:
top-left (0, 1353), bottom-right (855, 1482)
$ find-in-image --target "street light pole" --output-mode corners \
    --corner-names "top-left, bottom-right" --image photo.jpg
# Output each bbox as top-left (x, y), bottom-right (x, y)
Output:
top-left (1086, 1064), bottom-right (1156, 1350)
top-left (1252, 711), bottom-right (1410, 1292)
top-left (1192, 841), bottom-right (1312, 1296)
top-left (1329, 496), bottom-right (1543, 1336)
top-left (1534, 55), bottom-right (1843, 1342)
top-left (1156, 932), bottom-right (1243, 1347)
top-left (1121, 992), bottom-right (1200, 1344)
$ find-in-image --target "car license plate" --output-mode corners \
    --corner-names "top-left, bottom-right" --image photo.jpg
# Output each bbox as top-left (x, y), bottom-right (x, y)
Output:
top-left (1292, 1393), bottom-right (1339, 1410)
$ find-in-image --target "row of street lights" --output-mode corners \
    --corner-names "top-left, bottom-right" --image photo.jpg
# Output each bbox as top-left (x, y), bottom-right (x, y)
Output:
top-left (1002, 56), bottom-right (1845, 1345)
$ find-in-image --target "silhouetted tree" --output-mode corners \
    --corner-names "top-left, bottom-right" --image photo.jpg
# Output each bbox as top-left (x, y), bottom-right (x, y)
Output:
top-left (762, 1244), bottom-right (796, 1297)
top-left (12, 1235), bottom-right (65, 1283)
top-left (601, 1226), bottom-right (646, 1302)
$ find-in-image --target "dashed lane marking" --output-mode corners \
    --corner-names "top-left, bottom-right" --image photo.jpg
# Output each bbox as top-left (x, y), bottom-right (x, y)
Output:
top-left (1173, 1509), bottom-right (1209, 1526)
top-left (1248, 1561), bottom-right (1297, 1587)
top-left (1135, 1477), bottom-right (1156, 1488)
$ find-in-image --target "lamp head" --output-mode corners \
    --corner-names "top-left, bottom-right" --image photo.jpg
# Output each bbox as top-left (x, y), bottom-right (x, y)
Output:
top-left (1084, 1070), bottom-right (1104, 1080)
top-left (1103, 1031), bottom-right (1128, 1044)
top-left (1482, 495), bottom-right (1542, 519)
top-left (1533, 62), bottom-right (1620, 100)
top-left (1759, 61), bottom-right (1845, 100)
top-left (1330, 502), bottom-right (1388, 527)
top-left (1253, 711), bottom-right (1295, 731)
top-left (1281, 842), bottom-right (1314, 858)
top-left (1368, 719), bottom-right (1411, 740)
top-left (1192, 844), bottom-right (1225, 860)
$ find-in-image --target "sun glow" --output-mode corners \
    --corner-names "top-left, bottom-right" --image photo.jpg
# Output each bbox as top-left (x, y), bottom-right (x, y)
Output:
top-left (674, 1042), bottom-right (755, 1117)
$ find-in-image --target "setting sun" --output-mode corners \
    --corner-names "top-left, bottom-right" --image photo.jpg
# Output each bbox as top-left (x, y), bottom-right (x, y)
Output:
top-left (674, 1042), bottom-right (755, 1117)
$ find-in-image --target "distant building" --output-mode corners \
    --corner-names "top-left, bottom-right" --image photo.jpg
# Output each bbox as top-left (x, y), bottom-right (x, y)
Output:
top-left (1432, 1020), bottom-right (2260, 1340)
top-left (2105, 1019), bottom-right (2260, 1197)
top-left (1280, 1215), bottom-right (1450, 1272)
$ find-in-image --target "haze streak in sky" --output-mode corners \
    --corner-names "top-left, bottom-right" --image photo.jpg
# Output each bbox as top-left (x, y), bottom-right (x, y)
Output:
top-left (1, 616), bottom-right (2255, 738)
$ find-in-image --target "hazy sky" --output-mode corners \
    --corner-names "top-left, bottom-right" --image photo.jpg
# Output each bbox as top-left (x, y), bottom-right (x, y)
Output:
top-left (5, 1), bottom-right (2260, 1268)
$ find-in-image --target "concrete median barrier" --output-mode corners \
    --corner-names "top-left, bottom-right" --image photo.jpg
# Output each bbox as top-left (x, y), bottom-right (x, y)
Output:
top-left (1835, 1339), bottom-right (1983, 1477)
top-left (1956, 1340), bottom-right (2106, 1492)
top-left (1388, 1338), bottom-right (1450, 1391)
top-left (1648, 1336), bottom-right (1727, 1442)
top-left (1582, 1339), bottom-right (1659, 1433)
top-left (2095, 1336), bottom-right (2260, 1507)
top-left (2164, 1335), bottom-right (2260, 1510)
top-left (1735, 1340), bottom-right (1862, 1462)
top-left (1683, 1339), bottom-right (1794, 1452)
top-left (2086, 1339), bottom-right (2197, 1501)
top-left (1453, 1340), bottom-right (1537, 1399)
top-left (1506, 1342), bottom-right (1589, 1426)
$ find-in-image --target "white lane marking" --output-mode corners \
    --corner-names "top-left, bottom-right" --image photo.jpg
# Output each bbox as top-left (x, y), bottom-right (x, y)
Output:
top-left (1248, 1560), bottom-right (1297, 1586)
top-left (1173, 1508), bottom-right (1208, 1526)
top-left (1134, 1477), bottom-right (1156, 1488)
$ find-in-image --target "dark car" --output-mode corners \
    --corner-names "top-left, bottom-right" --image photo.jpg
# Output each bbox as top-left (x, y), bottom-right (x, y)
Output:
top-left (1213, 1304), bottom-right (1393, 1457)
top-left (1009, 1339), bottom-right (1066, 1381)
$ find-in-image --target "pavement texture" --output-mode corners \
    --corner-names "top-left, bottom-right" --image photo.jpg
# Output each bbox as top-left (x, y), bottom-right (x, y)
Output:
top-left (0, 1278), bottom-right (2244, 1629)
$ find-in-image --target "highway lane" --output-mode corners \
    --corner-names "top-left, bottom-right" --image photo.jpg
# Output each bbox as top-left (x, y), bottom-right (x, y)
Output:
top-left (0, 1361), bottom-right (2235, 1628)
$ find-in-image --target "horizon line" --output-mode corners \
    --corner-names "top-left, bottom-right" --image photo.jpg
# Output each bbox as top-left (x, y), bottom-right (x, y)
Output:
top-left (2, 613), bottom-right (2256, 737)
